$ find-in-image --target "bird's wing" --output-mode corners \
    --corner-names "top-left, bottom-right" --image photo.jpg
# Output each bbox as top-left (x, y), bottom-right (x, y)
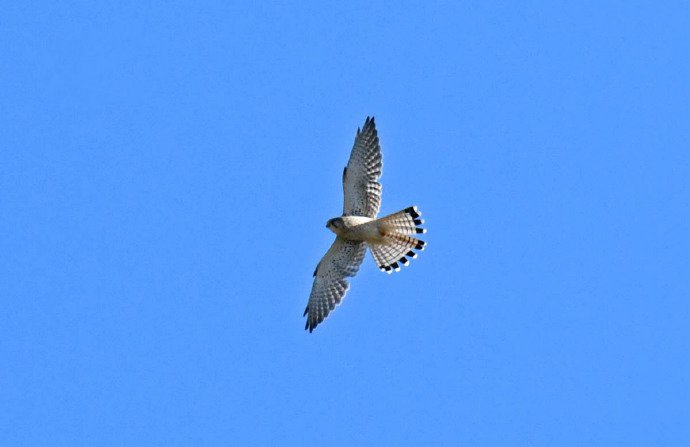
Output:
top-left (342, 116), bottom-right (383, 218)
top-left (304, 237), bottom-right (367, 332)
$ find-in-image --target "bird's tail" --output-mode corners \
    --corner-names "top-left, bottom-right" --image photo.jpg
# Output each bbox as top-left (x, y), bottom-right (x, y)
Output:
top-left (369, 206), bottom-right (426, 274)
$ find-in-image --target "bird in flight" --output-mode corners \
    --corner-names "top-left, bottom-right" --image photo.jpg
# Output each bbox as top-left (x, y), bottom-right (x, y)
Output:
top-left (303, 117), bottom-right (426, 332)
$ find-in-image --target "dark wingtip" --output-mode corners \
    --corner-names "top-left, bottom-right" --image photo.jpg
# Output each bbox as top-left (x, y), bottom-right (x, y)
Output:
top-left (304, 313), bottom-right (320, 332)
top-left (303, 306), bottom-right (309, 317)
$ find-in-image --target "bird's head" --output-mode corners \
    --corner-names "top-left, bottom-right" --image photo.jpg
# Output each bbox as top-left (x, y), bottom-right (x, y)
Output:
top-left (326, 217), bottom-right (344, 234)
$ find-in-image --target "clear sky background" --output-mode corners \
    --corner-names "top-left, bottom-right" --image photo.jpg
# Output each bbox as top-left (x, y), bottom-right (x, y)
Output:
top-left (2, 1), bottom-right (689, 445)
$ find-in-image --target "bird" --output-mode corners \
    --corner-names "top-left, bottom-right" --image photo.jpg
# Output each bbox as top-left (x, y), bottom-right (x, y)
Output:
top-left (303, 116), bottom-right (426, 332)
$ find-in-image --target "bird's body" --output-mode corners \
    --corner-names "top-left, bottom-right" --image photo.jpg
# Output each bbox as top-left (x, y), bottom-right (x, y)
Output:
top-left (327, 216), bottom-right (380, 242)
top-left (304, 117), bottom-right (426, 332)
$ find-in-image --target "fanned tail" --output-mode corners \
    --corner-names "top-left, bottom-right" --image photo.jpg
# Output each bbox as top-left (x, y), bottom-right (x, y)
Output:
top-left (369, 206), bottom-right (426, 274)
top-left (376, 206), bottom-right (427, 236)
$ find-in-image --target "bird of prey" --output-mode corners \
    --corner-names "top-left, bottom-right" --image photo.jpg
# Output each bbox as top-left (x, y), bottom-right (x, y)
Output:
top-left (303, 117), bottom-right (426, 332)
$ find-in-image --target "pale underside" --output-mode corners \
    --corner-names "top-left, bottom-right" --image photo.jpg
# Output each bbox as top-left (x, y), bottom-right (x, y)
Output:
top-left (304, 117), bottom-right (425, 332)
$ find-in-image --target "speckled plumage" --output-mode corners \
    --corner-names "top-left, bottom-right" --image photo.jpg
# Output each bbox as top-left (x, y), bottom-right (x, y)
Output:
top-left (304, 117), bottom-right (426, 332)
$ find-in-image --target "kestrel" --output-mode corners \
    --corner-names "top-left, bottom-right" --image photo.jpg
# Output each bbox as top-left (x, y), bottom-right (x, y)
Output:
top-left (303, 117), bottom-right (426, 332)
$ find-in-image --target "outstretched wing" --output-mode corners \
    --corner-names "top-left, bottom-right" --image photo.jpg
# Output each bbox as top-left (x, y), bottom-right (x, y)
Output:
top-left (304, 237), bottom-right (367, 332)
top-left (342, 116), bottom-right (383, 218)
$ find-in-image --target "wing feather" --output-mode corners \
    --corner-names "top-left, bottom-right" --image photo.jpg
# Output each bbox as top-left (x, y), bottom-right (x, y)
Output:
top-left (304, 238), bottom-right (367, 332)
top-left (342, 116), bottom-right (383, 217)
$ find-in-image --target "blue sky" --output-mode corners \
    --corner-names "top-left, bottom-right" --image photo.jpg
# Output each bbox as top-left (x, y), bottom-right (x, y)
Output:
top-left (2, 1), bottom-right (689, 445)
